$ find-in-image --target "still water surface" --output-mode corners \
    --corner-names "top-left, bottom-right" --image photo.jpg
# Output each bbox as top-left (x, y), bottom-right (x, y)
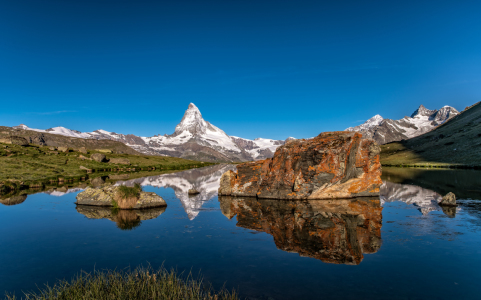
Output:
top-left (1, 165), bottom-right (481, 299)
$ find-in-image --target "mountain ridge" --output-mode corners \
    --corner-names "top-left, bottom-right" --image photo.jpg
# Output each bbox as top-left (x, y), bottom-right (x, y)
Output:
top-left (346, 104), bottom-right (459, 144)
top-left (14, 103), bottom-right (287, 162)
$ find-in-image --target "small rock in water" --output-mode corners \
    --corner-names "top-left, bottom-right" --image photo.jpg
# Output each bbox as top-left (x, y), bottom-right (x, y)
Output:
top-left (188, 189), bottom-right (200, 195)
top-left (440, 192), bottom-right (457, 206)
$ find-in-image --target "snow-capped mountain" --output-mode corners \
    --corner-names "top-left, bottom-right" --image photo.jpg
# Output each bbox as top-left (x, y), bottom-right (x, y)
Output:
top-left (346, 105), bottom-right (459, 144)
top-left (116, 164), bottom-right (236, 220)
top-left (14, 103), bottom-right (287, 162)
top-left (380, 181), bottom-right (443, 215)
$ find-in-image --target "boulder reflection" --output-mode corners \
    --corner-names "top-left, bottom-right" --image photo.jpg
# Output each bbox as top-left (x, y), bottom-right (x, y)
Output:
top-left (0, 194), bottom-right (27, 206)
top-left (76, 206), bottom-right (166, 230)
top-left (219, 196), bottom-right (382, 265)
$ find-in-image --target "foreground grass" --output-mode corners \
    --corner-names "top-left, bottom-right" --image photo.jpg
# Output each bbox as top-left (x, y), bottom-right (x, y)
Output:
top-left (5, 267), bottom-right (239, 300)
top-left (0, 143), bottom-right (213, 189)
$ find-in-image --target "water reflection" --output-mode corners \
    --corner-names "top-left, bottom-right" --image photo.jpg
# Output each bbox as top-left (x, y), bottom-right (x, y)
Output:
top-left (76, 206), bottom-right (166, 230)
top-left (219, 196), bottom-right (382, 265)
top-left (380, 181), bottom-right (460, 217)
top-left (0, 194), bottom-right (27, 206)
top-left (116, 164), bottom-right (236, 220)
top-left (380, 181), bottom-right (443, 215)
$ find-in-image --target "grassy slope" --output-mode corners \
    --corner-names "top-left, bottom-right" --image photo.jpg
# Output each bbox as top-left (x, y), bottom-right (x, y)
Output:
top-left (0, 126), bottom-right (141, 155)
top-left (380, 102), bottom-right (481, 167)
top-left (0, 143), bottom-right (211, 186)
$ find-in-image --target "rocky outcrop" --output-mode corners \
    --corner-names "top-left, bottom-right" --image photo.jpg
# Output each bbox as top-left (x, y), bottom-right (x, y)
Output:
top-left (0, 136), bottom-right (30, 146)
top-left (76, 185), bottom-right (167, 209)
top-left (219, 131), bottom-right (382, 200)
top-left (91, 153), bottom-right (106, 162)
top-left (219, 196), bottom-right (382, 265)
top-left (57, 146), bottom-right (69, 152)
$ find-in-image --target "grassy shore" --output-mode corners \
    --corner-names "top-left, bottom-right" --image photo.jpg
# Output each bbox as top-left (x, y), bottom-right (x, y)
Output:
top-left (4, 267), bottom-right (239, 300)
top-left (0, 142), bottom-right (214, 193)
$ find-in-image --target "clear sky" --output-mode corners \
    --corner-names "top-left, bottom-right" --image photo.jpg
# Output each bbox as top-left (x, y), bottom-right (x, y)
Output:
top-left (1, 0), bottom-right (480, 140)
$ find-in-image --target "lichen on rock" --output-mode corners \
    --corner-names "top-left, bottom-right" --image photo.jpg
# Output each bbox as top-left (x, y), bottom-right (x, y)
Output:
top-left (219, 131), bottom-right (382, 200)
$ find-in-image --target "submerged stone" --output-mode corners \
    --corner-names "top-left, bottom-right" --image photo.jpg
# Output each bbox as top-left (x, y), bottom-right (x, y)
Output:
top-left (219, 131), bottom-right (382, 199)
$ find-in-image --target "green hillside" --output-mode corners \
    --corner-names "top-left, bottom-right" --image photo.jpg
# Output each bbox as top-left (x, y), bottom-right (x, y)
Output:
top-left (380, 102), bottom-right (481, 167)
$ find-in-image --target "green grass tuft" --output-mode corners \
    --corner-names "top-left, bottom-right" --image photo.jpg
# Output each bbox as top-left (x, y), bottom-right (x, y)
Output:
top-left (117, 183), bottom-right (142, 200)
top-left (4, 266), bottom-right (239, 300)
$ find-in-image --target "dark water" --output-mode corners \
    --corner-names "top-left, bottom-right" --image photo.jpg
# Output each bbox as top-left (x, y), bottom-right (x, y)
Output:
top-left (1, 165), bottom-right (481, 299)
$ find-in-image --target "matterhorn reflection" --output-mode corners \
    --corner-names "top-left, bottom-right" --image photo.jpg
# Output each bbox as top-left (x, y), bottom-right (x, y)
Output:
top-left (219, 196), bottom-right (382, 265)
top-left (116, 164), bottom-right (236, 220)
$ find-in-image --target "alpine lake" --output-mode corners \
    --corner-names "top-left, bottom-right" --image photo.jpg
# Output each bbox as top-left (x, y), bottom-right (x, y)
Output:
top-left (1, 164), bottom-right (480, 300)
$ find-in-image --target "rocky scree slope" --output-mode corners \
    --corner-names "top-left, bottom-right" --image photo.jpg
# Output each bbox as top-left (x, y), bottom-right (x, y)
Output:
top-left (346, 105), bottom-right (459, 144)
top-left (14, 103), bottom-right (286, 162)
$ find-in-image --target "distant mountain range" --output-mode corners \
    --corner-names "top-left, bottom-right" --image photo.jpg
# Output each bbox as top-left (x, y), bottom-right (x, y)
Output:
top-left (15, 103), bottom-right (289, 162)
top-left (12, 103), bottom-right (463, 162)
top-left (346, 104), bottom-right (459, 144)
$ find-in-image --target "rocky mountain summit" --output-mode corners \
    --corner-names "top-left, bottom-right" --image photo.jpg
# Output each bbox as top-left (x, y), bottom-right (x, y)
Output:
top-left (346, 105), bottom-right (459, 144)
top-left (15, 103), bottom-right (286, 162)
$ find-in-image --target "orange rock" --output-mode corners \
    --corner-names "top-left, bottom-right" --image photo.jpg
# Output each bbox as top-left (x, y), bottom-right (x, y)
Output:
top-left (218, 131), bottom-right (382, 199)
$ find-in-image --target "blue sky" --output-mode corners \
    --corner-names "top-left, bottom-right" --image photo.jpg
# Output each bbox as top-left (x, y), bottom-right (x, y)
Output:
top-left (1, 0), bottom-right (480, 140)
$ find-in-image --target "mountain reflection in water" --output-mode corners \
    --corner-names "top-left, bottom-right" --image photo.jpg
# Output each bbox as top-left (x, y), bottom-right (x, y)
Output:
top-left (115, 164), bottom-right (236, 220)
top-left (219, 196), bottom-right (382, 265)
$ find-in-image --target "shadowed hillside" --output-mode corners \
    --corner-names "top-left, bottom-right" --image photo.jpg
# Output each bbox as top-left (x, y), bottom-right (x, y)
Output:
top-left (380, 102), bottom-right (481, 167)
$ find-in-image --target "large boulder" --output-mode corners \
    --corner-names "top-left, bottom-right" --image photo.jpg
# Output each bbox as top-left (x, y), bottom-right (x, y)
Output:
top-left (219, 131), bottom-right (382, 200)
top-left (76, 185), bottom-right (167, 209)
top-left (91, 153), bottom-right (106, 162)
top-left (58, 146), bottom-right (69, 153)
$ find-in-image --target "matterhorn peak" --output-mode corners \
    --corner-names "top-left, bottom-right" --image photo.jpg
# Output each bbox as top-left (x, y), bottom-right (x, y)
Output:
top-left (173, 103), bottom-right (211, 136)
